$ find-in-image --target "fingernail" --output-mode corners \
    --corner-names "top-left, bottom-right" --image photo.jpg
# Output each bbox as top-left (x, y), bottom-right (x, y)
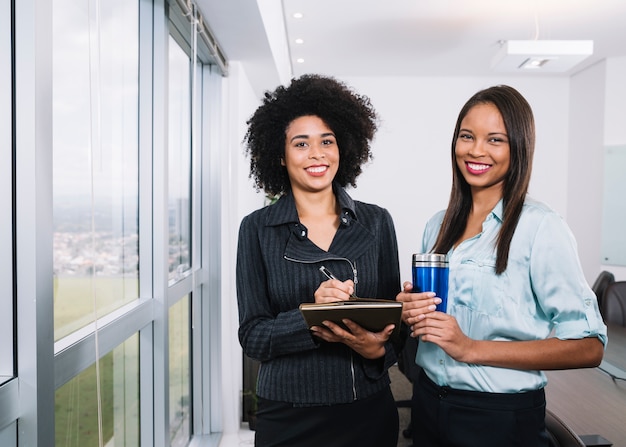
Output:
top-left (428, 304), bottom-right (437, 311)
top-left (434, 298), bottom-right (442, 304)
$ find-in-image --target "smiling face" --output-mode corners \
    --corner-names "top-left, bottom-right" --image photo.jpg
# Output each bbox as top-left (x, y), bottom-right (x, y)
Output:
top-left (455, 103), bottom-right (510, 197)
top-left (282, 115), bottom-right (339, 195)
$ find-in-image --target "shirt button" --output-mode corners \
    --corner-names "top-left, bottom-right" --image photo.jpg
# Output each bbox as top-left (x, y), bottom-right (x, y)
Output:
top-left (439, 359), bottom-right (444, 365)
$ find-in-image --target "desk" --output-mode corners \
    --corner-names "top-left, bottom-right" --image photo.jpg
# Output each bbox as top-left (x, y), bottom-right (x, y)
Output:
top-left (545, 324), bottom-right (626, 447)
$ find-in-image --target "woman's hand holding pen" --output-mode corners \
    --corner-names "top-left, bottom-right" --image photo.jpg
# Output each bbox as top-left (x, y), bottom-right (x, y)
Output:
top-left (313, 278), bottom-right (355, 303)
top-left (314, 266), bottom-right (355, 303)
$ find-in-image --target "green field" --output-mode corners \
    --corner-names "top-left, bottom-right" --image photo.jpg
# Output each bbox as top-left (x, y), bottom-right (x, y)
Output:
top-left (55, 353), bottom-right (116, 446)
top-left (53, 277), bottom-right (189, 446)
top-left (54, 276), bottom-right (139, 341)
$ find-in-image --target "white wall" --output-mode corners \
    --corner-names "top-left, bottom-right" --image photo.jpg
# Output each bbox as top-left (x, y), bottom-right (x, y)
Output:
top-left (604, 57), bottom-right (626, 147)
top-left (219, 61), bottom-right (265, 436)
top-left (566, 57), bottom-right (626, 283)
top-left (568, 62), bottom-right (607, 283)
top-left (602, 56), bottom-right (626, 280)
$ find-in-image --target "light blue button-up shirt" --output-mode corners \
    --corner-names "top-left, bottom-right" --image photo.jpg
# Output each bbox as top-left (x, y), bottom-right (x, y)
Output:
top-left (417, 197), bottom-right (608, 393)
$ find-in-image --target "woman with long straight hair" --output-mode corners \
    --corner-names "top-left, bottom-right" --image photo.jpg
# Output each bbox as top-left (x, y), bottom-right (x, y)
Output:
top-left (397, 85), bottom-right (607, 447)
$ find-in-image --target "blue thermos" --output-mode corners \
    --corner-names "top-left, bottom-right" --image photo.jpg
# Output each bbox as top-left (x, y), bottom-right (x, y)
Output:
top-left (412, 253), bottom-right (449, 313)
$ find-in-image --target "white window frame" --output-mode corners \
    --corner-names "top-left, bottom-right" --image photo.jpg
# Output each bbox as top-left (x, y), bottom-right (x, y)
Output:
top-left (0, 0), bottom-right (14, 385)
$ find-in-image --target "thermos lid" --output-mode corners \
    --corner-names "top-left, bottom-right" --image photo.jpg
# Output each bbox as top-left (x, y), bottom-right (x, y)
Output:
top-left (412, 253), bottom-right (448, 266)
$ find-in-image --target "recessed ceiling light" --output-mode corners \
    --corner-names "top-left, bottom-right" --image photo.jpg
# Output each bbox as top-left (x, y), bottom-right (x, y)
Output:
top-left (519, 57), bottom-right (555, 69)
top-left (295, 38), bottom-right (304, 45)
top-left (296, 58), bottom-right (305, 64)
top-left (293, 12), bottom-right (303, 19)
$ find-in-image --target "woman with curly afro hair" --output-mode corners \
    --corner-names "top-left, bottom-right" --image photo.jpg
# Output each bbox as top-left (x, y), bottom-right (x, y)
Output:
top-left (236, 74), bottom-right (402, 446)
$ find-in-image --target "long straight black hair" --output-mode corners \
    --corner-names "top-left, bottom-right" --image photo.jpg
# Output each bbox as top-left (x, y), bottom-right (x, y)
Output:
top-left (432, 85), bottom-right (535, 274)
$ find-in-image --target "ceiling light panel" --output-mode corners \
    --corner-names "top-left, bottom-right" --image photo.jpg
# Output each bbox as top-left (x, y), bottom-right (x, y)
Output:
top-left (491, 40), bottom-right (594, 73)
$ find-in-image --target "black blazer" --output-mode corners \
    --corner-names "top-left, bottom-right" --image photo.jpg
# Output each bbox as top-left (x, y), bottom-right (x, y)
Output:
top-left (236, 185), bottom-right (401, 405)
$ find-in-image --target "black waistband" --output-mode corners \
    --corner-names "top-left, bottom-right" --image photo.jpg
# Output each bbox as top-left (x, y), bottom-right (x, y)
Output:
top-left (419, 369), bottom-right (545, 410)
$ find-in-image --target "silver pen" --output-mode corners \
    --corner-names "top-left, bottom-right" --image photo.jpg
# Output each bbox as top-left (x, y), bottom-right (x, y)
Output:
top-left (319, 266), bottom-right (357, 299)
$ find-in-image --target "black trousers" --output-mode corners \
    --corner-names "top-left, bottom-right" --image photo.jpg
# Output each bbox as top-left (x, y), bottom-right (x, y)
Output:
top-left (255, 387), bottom-right (399, 447)
top-left (412, 370), bottom-right (549, 447)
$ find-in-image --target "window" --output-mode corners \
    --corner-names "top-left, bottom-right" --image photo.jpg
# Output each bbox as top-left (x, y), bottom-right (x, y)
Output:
top-left (169, 296), bottom-right (190, 445)
top-left (52, 0), bottom-right (140, 341)
top-left (55, 335), bottom-right (140, 447)
top-left (168, 35), bottom-right (192, 283)
top-left (51, 1), bottom-right (143, 446)
top-left (165, 13), bottom-right (200, 445)
top-left (6, 0), bottom-right (227, 445)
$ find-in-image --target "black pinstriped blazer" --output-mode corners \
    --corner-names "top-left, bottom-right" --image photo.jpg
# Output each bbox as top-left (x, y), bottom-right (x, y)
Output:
top-left (236, 185), bottom-right (401, 405)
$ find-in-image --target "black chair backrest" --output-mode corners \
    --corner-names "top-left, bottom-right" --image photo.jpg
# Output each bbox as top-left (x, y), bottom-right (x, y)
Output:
top-left (545, 408), bottom-right (586, 447)
top-left (592, 270), bottom-right (615, 313)
top-left (603, 281), bottom-right (626, 326)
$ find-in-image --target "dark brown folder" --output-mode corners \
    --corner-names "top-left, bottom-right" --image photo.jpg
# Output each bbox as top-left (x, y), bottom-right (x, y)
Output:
top-left (299, 298), bottom-right (402, 338)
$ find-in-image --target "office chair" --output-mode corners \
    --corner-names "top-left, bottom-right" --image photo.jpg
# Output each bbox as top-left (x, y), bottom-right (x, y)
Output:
top-left (396, 333), bottom-right (419, 441)
top-left (591, 271), bottom-right (615, 314)
top-left (602, 281), bottom-right (626, 326)
top-left (545, 408), bottom-right (586, 447)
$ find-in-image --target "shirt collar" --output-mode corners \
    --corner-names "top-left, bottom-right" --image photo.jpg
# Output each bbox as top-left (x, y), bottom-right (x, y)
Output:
top-left (264, 182), bottom-right (357, 227)
top-left (490, 199), bottom-right (504, 223)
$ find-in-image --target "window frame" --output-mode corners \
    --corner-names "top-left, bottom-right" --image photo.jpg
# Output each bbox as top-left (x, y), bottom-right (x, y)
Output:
top-left (0, 0), bottom-right (14, 385)
top-left (14, 0), bottom-right (56, 444)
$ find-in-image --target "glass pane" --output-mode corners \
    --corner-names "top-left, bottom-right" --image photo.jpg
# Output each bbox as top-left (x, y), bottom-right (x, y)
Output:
top-left (55, 334), bottom-right (140, 447)
top-left (168, 36), bottom-right (192, 283)
top-left (169, 295), bottom-right (190, 446)
top-left (52, 0), bottom-right (140, 340)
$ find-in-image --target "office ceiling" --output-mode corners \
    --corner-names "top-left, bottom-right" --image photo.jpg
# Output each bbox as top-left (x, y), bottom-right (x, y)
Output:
top-left (281, 0), bottom-right (626, 78)
top-left (198, 0), bottom-right (626, 93)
